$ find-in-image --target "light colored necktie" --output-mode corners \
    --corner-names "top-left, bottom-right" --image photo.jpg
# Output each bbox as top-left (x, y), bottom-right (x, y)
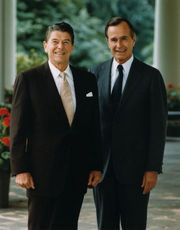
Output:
top-left (60, 72), bottom-right (74, 125)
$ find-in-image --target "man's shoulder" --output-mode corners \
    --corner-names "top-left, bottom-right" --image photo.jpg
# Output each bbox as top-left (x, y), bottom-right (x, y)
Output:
top-left (134, 58), bottom-right (161, 75)
top-left (19, 62), bottom-right (47, 76)
top-left (89, 59), bottom-right (112, 74)
top-left (133, 58), bottom-right (164, 86)
top-left (71, 65), bottom-right (88, 75)
top-left (71, 65), bottom-right (96, 80)
top-left (16, 62), bottom-right (48, 83)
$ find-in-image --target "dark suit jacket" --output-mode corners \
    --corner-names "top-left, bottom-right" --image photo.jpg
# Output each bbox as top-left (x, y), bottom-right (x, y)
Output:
top-left (10, 62), bottom-right (102, 197)
top-left (89, 57), bottom-right (167, 184)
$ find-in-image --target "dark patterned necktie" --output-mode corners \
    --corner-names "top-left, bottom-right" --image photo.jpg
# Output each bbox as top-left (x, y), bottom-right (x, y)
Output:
top-left (111, 64), bottom-right (123, 112)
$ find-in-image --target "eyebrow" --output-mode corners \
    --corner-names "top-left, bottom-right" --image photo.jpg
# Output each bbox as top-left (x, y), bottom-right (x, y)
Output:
top-left (110, 35), bottom-right (129, 40)
top-left (51, 38), bottom-right (71, 42)
top-left (63, 39), bottom-right (71, 42)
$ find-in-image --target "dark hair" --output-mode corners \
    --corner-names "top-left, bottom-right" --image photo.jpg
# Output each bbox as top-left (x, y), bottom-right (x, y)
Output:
top-left (45, 22), bottom-right (74, 44)
top-left (105, 17), bottom-right (135, 39)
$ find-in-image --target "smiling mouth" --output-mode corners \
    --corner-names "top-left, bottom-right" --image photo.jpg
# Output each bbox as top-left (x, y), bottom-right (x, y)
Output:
top-left (55, 51), bottom-right (65, 55)
top-left (115, 49), bottom-right (126, 53)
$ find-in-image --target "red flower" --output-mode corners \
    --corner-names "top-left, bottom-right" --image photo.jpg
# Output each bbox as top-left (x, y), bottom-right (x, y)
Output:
top-left (2, 116), bottom-right (10, 127)
top-left (1, 137), bottom-right (10, 147)
top-left (169, 96), bottom-right (174, 100)
top-left (0, 108), bottom-right (9, 116)
top-left (167, 83), bottom-right (174, 88)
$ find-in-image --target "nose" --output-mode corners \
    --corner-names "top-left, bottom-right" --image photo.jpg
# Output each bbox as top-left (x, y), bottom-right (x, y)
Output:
top-left (116, 39), bottom-right (122, 48)
top-left (57, 42), bottom-right (63, 49)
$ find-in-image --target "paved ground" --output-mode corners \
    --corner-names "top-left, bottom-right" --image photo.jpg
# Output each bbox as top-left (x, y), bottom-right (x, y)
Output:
top-left (0, 138), bottom-right (180, 230)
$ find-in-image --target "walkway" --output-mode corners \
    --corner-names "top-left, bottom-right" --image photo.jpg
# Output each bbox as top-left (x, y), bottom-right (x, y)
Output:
top-left (0, 138), bottom-right (180, 230)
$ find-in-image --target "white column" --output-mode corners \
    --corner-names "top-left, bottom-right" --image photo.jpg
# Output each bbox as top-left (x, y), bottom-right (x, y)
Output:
top-left (153, 0), bottom-right (180, 86)
top-left (0, 0), bottom-right (16, 102)
top-left (4, 0), bottom-right (16, 89)
top-left (0, 0), bottom-right (4, 101)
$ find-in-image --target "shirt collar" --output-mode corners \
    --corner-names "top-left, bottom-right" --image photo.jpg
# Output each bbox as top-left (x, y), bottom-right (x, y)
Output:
top-left (112, 55), bottom-right (134, 74)
top-left (48, 60), bottom-right (72, 80)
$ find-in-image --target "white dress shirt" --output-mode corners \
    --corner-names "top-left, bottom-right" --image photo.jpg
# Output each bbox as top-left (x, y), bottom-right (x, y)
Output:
top-left (48, 61), bottom-right (76, 111)
top-left (110, 55), bottom-right (134, 93)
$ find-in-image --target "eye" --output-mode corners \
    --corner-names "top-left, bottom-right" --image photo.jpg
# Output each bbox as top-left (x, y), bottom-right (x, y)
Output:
top-left (122, 36), bottom-right (128, 41)
top-left (63, 40), bottom-right (71, 44)
top-left (110, 38), bottom-right (117, 42)
top-left (52, 40), bottom-right (58, 44)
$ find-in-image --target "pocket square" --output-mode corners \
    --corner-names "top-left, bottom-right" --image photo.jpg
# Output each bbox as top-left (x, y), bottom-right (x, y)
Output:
top-left (86, 92), bottom-right (93, 97)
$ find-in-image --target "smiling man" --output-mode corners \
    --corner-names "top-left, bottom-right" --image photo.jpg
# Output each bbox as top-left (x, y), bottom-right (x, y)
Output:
top-left (89, 17), bottom-right (167, 230)
top-left (10, 22), bottom-right (102, 230)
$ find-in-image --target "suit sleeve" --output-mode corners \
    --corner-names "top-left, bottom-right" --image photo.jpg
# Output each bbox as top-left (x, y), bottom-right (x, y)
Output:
top-left (10, 73), bottom-right (32, 175)
top-left (146, 70), bottom-right (167, 173)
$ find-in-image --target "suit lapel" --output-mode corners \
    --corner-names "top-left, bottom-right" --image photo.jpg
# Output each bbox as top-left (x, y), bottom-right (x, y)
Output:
top-left (42, 63), bottom-right (85, 128)
top-left (70, 66), bottom-right (80, 126)
top-left (42, 62), bottom-right (70, 126)
top-left (117, 58), bottom-right (142, 109)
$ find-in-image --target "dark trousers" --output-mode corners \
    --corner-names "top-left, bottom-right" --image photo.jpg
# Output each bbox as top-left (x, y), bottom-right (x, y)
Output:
top-left (93, 166), bottom-right (150, 230)
top-left (28, 189), bottom-right (84, 230)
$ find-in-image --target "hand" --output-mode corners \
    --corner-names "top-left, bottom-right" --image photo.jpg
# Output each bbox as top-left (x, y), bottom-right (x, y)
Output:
top-left (141, 171), bottom-right (158, 194)
top-left (88, 170), bottom-right (102, 188)
top-left (15, 172), bottom-right (35, 189)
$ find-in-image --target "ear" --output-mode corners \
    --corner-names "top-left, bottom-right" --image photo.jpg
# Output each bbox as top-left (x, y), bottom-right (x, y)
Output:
top-left (132, 34), bottom-right (136, 47)
top-left (70, 44), bottom-right (75, 54)
top-left (106, 38), bottom-right (111, 49)
top-left (43, 41), bottom-right (48, 53)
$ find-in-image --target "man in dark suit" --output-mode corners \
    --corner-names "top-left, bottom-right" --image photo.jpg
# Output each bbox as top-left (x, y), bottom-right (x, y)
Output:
top-left (10, 22), bottom-right (102, 230)
top-left (89, 17), bottom-right (167, 230)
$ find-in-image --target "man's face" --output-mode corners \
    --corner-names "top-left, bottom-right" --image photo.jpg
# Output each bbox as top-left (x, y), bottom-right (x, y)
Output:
top-left (107, 22), bottom-right (136, 64)
top-left (43, 30), bottom-right (74, 69)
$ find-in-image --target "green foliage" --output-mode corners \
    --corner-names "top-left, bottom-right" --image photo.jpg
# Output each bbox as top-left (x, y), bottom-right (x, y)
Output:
top-left (17, 0), bottom-right (89, 54)
top-left (17, 0), bottom-right (155, 68)
top-left (167, 85), bottom-right (180, 111)
top-left (4, 89), bottom-right (13, 104)
top-left (69, 9), bottom-right (111, 68)
top-left (1, 152), bottom-right (10, 160)
top-left (141, 43), bottom-right (154, 65)
top-left (86, 0), bottom-right (155, 62)
top-left (17, 49), bottom-right (47, 74)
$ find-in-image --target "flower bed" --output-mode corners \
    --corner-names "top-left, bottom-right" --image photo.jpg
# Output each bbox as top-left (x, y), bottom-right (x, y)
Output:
top-left (0, 105), bottom-right (11, 173)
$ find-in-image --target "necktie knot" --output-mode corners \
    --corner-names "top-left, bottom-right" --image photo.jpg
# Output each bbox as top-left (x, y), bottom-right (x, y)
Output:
top-left (117, 64), bottom-right (123, 73)
top-left (59, 72), bottom-right (66, 81)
